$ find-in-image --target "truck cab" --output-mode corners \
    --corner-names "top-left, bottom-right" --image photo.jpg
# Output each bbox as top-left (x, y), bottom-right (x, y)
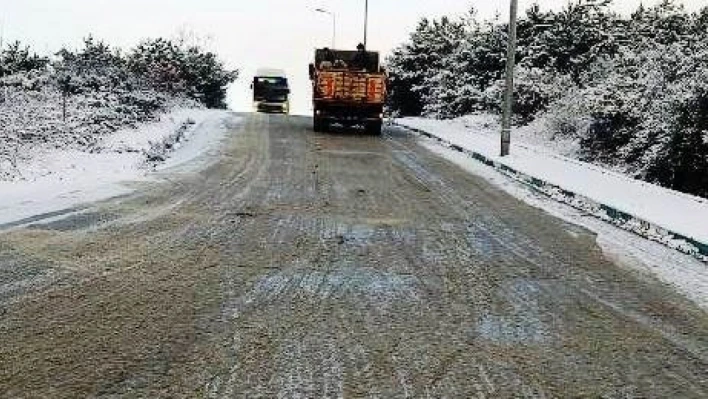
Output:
top-left (253, 68), bottom-right (290, 114)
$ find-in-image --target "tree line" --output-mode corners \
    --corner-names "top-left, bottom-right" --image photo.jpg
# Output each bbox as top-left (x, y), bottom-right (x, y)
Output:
top-left (0, 36), bottom-right (238, 109)
top-left (387, 0), bottom-right (708, 198)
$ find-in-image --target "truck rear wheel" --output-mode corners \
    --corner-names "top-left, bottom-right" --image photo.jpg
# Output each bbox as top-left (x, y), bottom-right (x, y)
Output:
top-left (366, 120), bottom-right (383, 136)
top-left (314, 117), bottom-right (325, 132)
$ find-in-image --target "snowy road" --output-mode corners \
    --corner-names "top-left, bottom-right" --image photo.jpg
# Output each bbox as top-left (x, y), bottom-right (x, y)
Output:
top-left (1, 114), bottom-right (707, 398)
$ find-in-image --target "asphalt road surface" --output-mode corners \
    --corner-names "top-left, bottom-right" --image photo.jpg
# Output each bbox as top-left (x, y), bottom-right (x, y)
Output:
top-left (1, 114), bottom-right (707, 398)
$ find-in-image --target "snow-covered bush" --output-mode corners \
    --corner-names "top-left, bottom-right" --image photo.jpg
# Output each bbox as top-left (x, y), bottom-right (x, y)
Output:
top-left (0, 41), bottom-right (49, 78)
top-left (386, 15), bottom-right (467, 117)
top-left (482, 67), bottom-right (575, 123)
top-left (420, 14), bottom-right (508, 119)
top-left (128, 38), bottom-right (238, 109)
top-left (543, 38), bottom-right (708, 197)
top-left (645, 56), bottom-right (708, 197)
top-left (143, 119), bottom-right (197, 164)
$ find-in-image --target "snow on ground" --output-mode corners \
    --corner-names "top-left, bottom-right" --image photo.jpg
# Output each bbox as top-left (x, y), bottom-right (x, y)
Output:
top-left (421, 140), bottom-right (708, 312)
top-left (397, 115), bottom-right (708, 250)
top-left (0, 109), bottom-right (237, 226)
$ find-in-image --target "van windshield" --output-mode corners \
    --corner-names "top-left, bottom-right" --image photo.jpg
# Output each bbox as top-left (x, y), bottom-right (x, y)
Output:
top-left (255, 77), bottom-right (288, 86)
top-left (254, 77), bottom-right (289, 102)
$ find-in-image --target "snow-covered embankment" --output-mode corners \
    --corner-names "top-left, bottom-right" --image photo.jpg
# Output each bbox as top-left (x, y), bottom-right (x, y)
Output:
top-left (0, 109), bottom-right (237, 226)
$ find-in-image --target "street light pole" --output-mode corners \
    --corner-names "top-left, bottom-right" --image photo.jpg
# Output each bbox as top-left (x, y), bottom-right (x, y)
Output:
top-left (0, 18), bottom-right (5, 51)
top-left (364, 0), bottom-right (368, 48)
top-left (501, 0), bottom-right (518, 157)
top-left (315, 8), bottom-right (336, 49)
top-left (332, 13), bottom-right (336, 49)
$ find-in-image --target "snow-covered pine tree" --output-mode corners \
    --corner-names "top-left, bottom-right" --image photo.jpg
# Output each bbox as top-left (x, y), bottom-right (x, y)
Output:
top-left (386, 15), bottom-right (466, 117)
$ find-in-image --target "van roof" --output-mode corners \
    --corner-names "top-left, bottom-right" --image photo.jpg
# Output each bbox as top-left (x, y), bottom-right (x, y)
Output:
top-left (255, 68), bottom-right (287, 78)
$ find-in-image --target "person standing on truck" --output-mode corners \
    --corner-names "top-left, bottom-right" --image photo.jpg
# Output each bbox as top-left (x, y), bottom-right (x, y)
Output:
top-left (352, 43), bottom-right (371, 71)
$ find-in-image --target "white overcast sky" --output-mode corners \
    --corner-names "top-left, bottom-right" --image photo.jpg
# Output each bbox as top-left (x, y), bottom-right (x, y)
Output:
top-left (0, 0), bottom-right (704, 114)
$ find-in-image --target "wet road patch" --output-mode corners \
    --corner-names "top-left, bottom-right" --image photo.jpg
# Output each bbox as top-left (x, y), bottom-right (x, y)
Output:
top-left (226, 265), bottom-right (423, 320)
top-left (474, 279), bottom-right (558, 345)
top-left (26, 212), bottom-right (119, 232)
top-left (0, 253), bottom-right (61, 304)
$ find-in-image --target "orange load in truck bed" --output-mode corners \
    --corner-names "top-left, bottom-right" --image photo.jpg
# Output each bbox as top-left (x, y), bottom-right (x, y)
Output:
top-left (316, 71), bottom-right (386, 104)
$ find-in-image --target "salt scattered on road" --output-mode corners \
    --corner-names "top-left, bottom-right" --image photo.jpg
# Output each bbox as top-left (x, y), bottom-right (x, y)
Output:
top-left (422, 140), bottom-right (708, 312)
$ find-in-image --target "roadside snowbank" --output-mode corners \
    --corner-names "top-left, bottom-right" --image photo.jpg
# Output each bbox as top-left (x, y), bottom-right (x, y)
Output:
top-left (0, 109), bottom-right (236, 226)
top-left (397, 115), bottom-right (708, 259)
top-left (421, 140), bottom-right (708, 312)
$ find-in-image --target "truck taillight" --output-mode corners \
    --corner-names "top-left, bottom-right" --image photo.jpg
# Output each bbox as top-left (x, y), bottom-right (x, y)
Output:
top-left (318, 74), bottom-right (335, 98)
top-left (325, 77), bottom-right (335, 97)
top-left (367, 78), bottom-right (383, 102)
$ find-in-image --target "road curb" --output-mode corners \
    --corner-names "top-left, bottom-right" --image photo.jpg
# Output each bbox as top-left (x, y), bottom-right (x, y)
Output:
top-left (395, 123), bottom-right (708, 263)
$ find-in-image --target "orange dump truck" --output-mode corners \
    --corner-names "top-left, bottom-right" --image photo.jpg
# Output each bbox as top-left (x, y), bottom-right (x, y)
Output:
top-left (309, 48), bottom-right (387, 135)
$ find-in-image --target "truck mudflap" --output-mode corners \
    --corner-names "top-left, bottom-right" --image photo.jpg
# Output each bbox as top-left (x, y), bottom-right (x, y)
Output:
top-left (313, 117), bottom-right (382, 135)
